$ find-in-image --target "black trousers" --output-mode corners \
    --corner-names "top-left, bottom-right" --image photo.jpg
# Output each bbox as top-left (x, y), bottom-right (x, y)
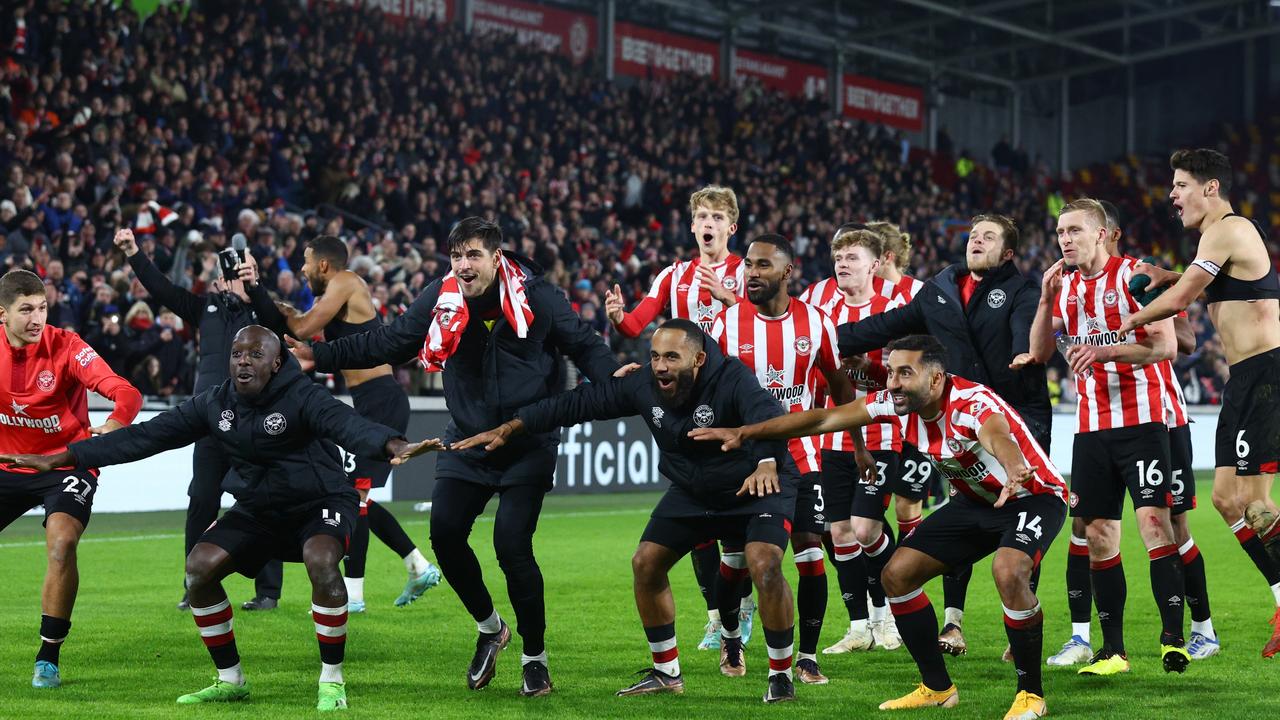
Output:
top-left (429, 475), bottom-right (547, 656)
top-left (186, 437), bottom-right (282, 598)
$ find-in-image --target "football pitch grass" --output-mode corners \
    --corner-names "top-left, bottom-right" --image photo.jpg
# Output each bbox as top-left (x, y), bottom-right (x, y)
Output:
top-left (0, 474), bottom-right (1277, 719)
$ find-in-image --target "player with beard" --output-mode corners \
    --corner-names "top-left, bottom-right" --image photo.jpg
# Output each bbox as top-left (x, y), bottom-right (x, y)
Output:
top-left (1119, 149), bottom-right (1280, 657)
top-left (1, 326), bottom-right (442, 711)
top-left (0, 269), bottom-right (142, 689)
top-left (692, 335), bottom-right (1065, 720)
top-left (840, 215), bottom-right (1050, 658)
top-left (251, 235), bottom-right (441, 612)
top-left (604, 185), bottom-right (750, 650)
top-left (1029, 198), bottom-right (1188, 675)
top-left (709, 234), bottom-right (857, 684)
top-left (455, 320), bottom-right (807, 703)
top-left (813, 228), bottom-right (907, 655)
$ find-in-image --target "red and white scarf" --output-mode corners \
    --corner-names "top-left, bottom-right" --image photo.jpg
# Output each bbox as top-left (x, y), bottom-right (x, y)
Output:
top-left (418, 255), bottom-right (534, 372)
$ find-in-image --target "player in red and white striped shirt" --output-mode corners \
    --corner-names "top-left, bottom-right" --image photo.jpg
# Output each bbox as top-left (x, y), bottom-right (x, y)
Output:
top-left (692, 334), bottom-right (1065, 718)
top-left (810, 228), bottom-right (908, 654)
top-left (603, 185), bottom-right (747, 649)
top-left (710, 234), bottom-right (854, 684)
top-left (800, 221), bottom-right (923, 309)
top-left (1028, 198), bottom-right (1190, 675)
top-left (605, 186), bottom-right (745, 336)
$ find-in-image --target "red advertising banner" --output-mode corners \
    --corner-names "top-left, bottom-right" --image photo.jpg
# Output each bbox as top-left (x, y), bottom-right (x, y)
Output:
top-left (318, 0), bottom-right (452, 23)
top-left (841, 73), bottom-right (925, 132)
top-left (733, 48), bottom-right (827, 99)
top-left (614, 22), bottom-right (719, 80)
top-left (472, 0), bottom-right (596, 64)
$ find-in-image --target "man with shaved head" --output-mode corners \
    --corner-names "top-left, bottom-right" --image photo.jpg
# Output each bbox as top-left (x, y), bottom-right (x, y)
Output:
top-left (1, 325), bottom-right (444, 712)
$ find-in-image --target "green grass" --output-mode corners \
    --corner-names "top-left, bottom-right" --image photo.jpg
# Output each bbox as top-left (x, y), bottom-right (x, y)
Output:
top-left (0, 476), bottom-right (1277, 719)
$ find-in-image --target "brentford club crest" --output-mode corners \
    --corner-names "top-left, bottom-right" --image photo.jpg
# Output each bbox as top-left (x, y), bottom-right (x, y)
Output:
top-left (36, 370), bottom-right (55, 392)
top-left (946, 438), bottom-right (963, 454)
top-left (264, 412), bottom-right (287, 436)
top-left (1102, 289), bottom-right (1119, 307)
top-left (693, 404), bottom-right (715, 427)
top-left (794, 336), bottom-right (812, 355)
top-left (722, 277), bottom-right (739, 292)
top-left (987, 289), bottom-right (1007, 309)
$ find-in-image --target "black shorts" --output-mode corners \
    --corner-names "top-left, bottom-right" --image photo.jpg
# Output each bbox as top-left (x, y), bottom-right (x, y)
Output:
top-left (895, 444), bottom-right (933, 502)
top-left (641, 512), bottom-right (792, 554)
top-left (200, 495), bottom-right (358, 578)
top-left (793, 471), bottom-right (825, 535)
top-left (851, 450), bottom-right (900, 521)
top-left (1070, 422), bottom-right (1172, 519)
top-left (338, 375), bottom-right (409, 490)
top-left (1216, 347), bottom-right (1280, 476)
top-left (901, 492), bottom-right (1066, 568)
top-left (821, 450), bottom-right (858, 523)
top-left (1169, 423), bottom-right (1196, 514)
top-left (0, 468), bottom-right (98, 531)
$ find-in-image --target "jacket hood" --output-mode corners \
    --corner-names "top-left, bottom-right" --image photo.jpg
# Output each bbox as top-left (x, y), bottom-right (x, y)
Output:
top-left (691, 331), bottom-right (728, 394)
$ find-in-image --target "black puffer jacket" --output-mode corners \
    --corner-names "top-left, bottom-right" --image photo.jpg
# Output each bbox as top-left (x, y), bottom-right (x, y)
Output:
top-left (70, 355), bottom-right (397, 512)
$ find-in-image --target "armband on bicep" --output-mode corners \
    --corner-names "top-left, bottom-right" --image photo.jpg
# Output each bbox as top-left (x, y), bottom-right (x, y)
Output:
top-left (1191, 259), bottom-right (1221, 277)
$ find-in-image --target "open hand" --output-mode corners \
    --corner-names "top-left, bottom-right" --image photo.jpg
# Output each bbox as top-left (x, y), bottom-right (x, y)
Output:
top-left (736, 461), bottom-right (780, 497)
top-left (88, 418), bottom-right (124, 436)
top-left (613, 362), bottom-right (642, 378)
top-left (688, 426), bottom-right (743, 452)
top-left (604, 283), bottom-right (626, 326)
top-left (1009, 353), bottom-right (1036, 370)
top-left (697, 264), bottom-right (736, 304)
top-left (387, 437), bottom-right (447, 465)
top-left (0, 453), bottom-right (63, 473)
top-left (452, 423), bottom-right (515, 452)
top-left (994, 465), bottom-right (1036, 508)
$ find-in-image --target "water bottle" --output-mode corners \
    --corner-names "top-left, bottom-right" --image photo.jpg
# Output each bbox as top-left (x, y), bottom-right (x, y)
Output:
top-left (1055, 332), bottom-right (1093, 378)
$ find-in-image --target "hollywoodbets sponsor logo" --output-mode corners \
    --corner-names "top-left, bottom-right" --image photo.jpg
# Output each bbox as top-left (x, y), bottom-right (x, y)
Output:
top-left (767, 384), bottom-right (806, 404)
top-left (941, 458), bottom-right (989, 482)
top-left (0, 412), bottom-right (62, 434)
top-left (1068, 331), bottom-right (1122, 347)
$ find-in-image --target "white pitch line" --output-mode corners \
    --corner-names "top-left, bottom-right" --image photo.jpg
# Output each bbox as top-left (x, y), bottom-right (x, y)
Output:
top-left (0, 507), bottom-right (650, 550)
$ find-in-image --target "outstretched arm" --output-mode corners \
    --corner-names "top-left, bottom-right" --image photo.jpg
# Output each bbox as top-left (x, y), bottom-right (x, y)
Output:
top-left (689, 397), bottom-right (874, 452)
top-left (454, 375), bottom-right (637, 452)
top-left (977, 413), bottom-right (1036, 508)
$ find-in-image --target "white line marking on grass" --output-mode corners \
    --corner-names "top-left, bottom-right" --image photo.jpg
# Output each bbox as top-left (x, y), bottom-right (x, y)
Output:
top-left (0, 508), bottom-right (650, 549)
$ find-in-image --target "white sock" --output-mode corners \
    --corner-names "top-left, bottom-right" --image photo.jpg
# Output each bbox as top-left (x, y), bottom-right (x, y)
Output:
top-left (343, 577), bottom-right (364, 603)
top-left (850, 619), bottom-right (869, 634)
top-left (944, 607), bottom-right (964, 628)
top-left (1271, 581), bottom-right (1280, 607)
top-left (869, 603), bottom-right (887, 623)
top-left (217, 663), bottom-right (245, 685)
top-left (521, 652), bottom-right (547, 666)
top-left (404, 548), bottom-right (430, 576)
top-left (319, 662), bottom-right (343, 684)
top-left (721, 624), bottom-right (742, 639)
top-left (477, 610), bottom-right (503, 635)
top-left (1191, 619), bottom-right (1216, 640)
top-left (797, 651), bottom-right (816, 663)
top-left (1072, 622), bottom-right (1091, 643)
top-left (707, 609), bottom-right (721, 624)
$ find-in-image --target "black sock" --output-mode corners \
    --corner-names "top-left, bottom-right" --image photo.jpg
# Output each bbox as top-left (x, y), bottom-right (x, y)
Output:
top-left (345, 502), bottom-right (370, 578)
top-left (36, 615), bottom-right (71, 665)
top-left (942, 563), bottom-right (973, 614)
top-left (1066, 537), bottom-right (1093, 625)
top-left (832, 543), bottom-right (869, 622)
top-left (1003, 605), bottom-right (1045, 697)
top-left (1029, 564), bottom-right (1041, 595)
top-left (1091, 553), bottom-right (1127, 655)
top-left (1233, 520), bottom-right (1280, 585)
top-left (1148, 544), bottom-right (1186, 646)
top-left (717, 551), bottom-right (747, 635)
top-left (763, 625), bottom-right (795, 677)
top-left (794, 541), bottom-right (826, 655)
top-left (691, 542), bottom-right (721, 612)
top-left (888, 589), bottom-right (951, 692)
top-left (367, 500), bottom-right (416, 558)
top-left (1178, 540), bottom-right (1212, 623)
top-left (863, 529), bottom-right (896, 610)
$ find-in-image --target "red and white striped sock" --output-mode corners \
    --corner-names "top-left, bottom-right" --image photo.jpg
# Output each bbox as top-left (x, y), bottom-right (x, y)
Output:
top-left (313, 603), bottom-right (348, 682)
top-left (644, 623), bottom-right (679, 676)
top-left (191, 599), bottom-right (243, 684)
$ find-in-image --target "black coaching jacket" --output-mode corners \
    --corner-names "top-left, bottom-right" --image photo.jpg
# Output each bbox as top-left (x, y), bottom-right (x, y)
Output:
top-left (128, 252), bottom-right (262, 394)
top-left (309, 254), bottom-right (620, 482)
top-left (515, 334), bottom-right (799, 516)
top-left (838, 261), bottom-right (1051, 437)
top-left (69, 356), bottom-right (396, 512)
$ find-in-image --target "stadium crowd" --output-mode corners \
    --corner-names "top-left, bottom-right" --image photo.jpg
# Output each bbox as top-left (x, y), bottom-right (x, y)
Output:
top-left (0, 0), bottom-right (1270, 400)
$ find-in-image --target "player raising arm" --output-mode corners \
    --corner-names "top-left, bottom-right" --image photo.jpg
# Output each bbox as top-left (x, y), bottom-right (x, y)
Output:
top-left (692, 335), bottom-right (1066, 720)
top-left (0, 269), bottom-right (142, 689)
